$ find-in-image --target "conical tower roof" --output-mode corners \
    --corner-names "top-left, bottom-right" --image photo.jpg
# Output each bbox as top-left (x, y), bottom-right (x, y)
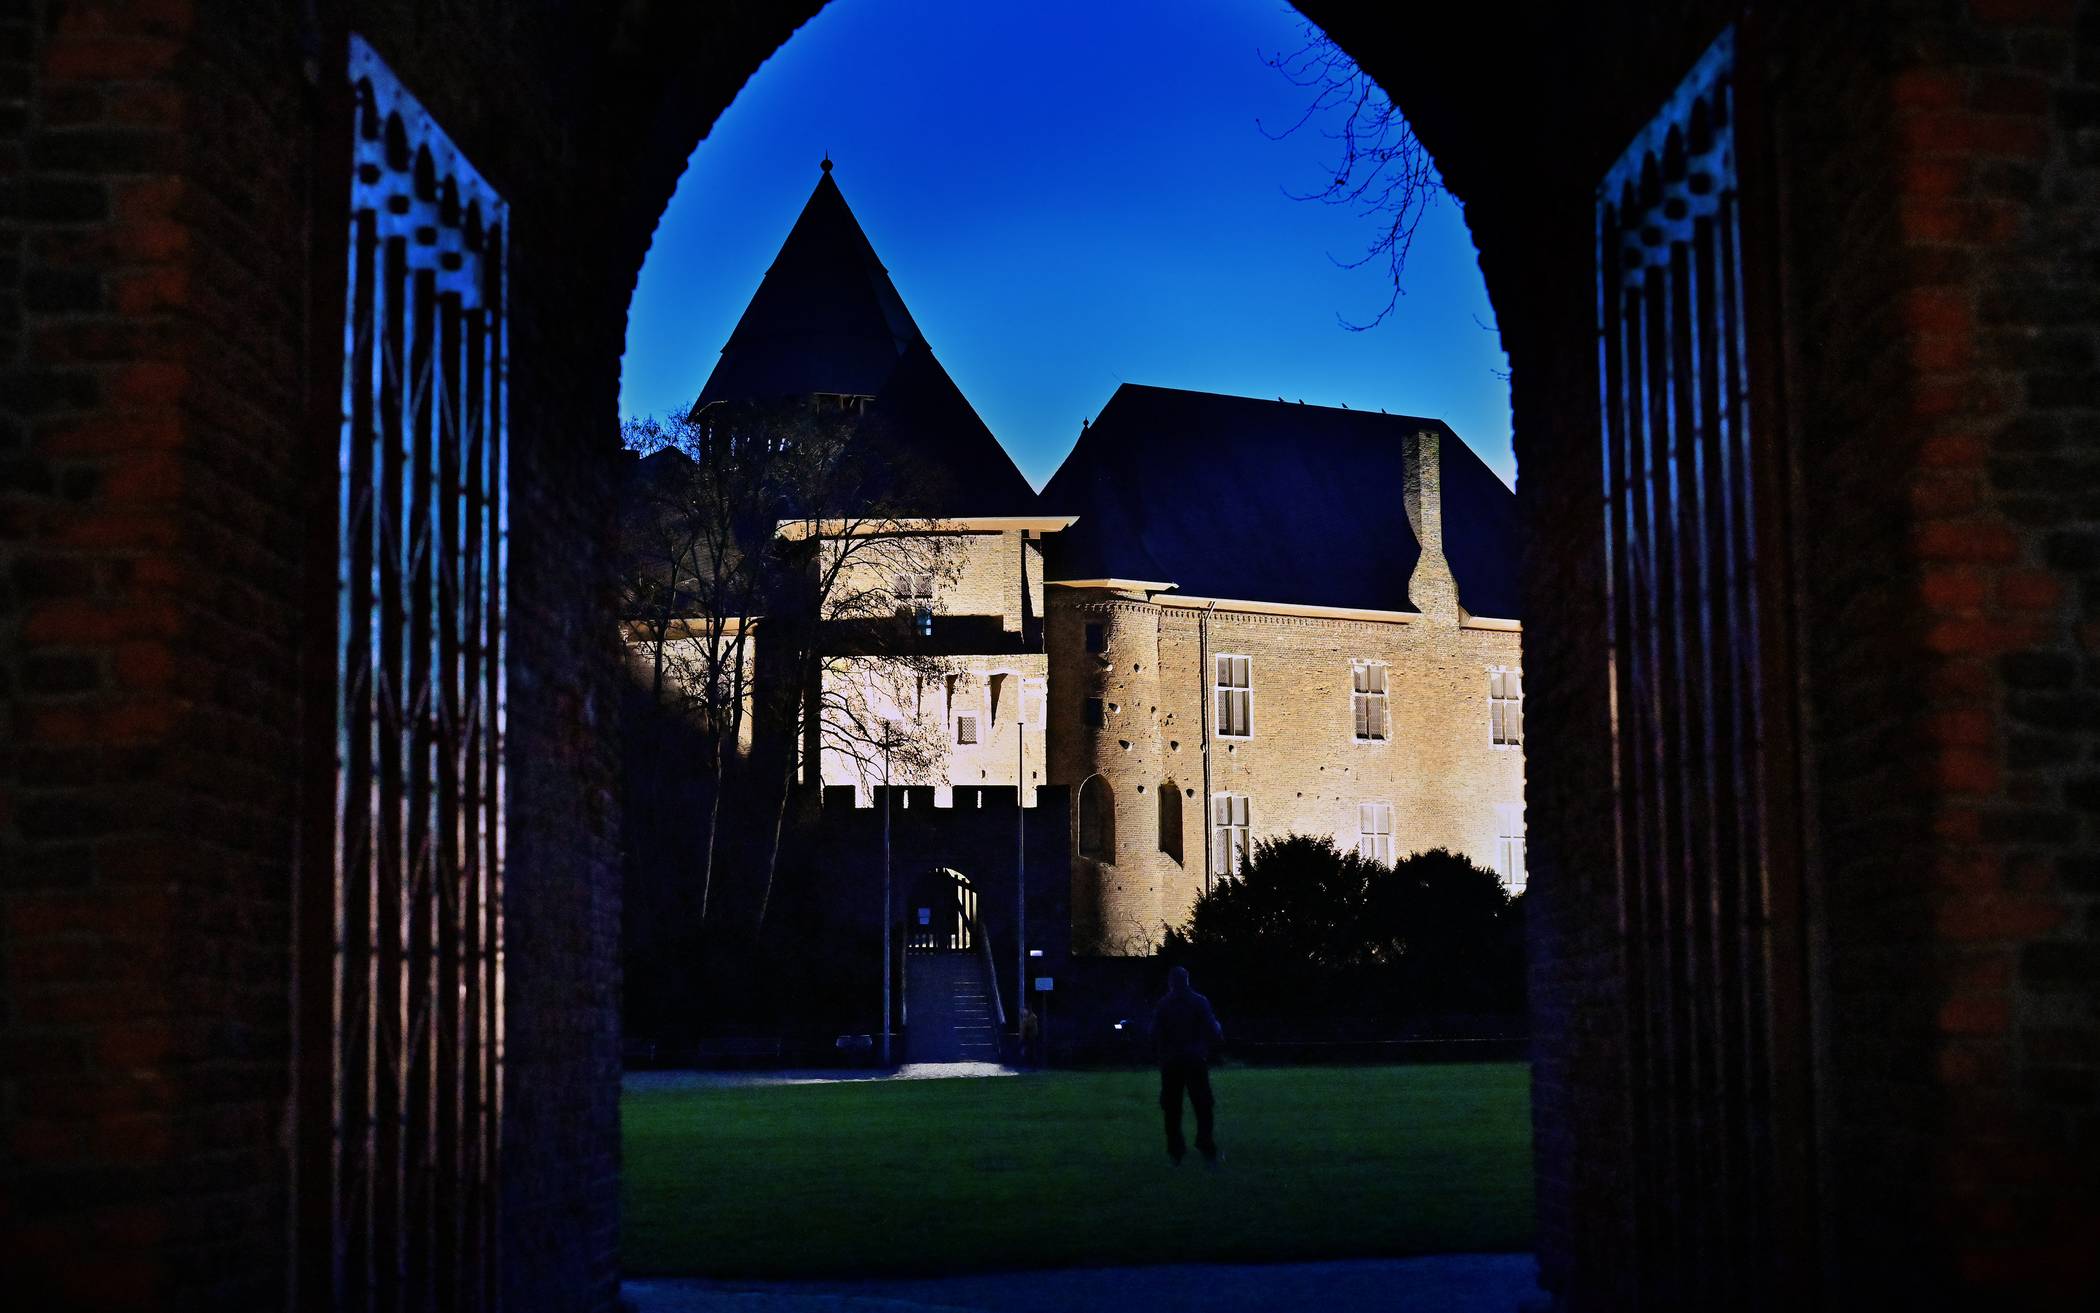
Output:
top-left (692, 161), bottom-right (1039, 514)
top-left (695, 161), bottom-right (928, 408)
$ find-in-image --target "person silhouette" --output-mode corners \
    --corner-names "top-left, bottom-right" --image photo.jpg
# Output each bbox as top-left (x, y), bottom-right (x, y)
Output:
top-left (1151, 965), bottom-right (1223, 1165)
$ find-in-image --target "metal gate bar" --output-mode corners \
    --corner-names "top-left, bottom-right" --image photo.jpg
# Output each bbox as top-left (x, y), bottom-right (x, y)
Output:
top-left (1596, 27), bottom-right (1796, 1308)
top-left (324, 36), bottom-right (508, 1312)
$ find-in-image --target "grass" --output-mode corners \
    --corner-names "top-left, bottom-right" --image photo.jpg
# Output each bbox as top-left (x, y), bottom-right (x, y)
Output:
top-left (622, 1063), bottom-right (1532, 1278)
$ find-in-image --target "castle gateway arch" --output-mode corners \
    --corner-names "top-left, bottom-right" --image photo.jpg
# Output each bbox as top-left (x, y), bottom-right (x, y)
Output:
top-left (2, 3), bottom-right (2094, 1310)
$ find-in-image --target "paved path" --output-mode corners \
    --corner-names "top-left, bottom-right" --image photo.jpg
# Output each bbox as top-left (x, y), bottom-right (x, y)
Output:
top-left (624, 1063), bottom-right (1014, 1093)
top-left (624, 1254), bottom-right (1543, 1312)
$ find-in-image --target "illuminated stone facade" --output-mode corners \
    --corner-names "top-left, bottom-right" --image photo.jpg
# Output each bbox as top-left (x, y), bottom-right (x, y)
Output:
top-left (1043, 428), bottom-right (1524, 954)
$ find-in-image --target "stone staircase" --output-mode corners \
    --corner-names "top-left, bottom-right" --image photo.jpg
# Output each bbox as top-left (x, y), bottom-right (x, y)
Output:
top-left (904, 951), bottom-right (1001, 1063)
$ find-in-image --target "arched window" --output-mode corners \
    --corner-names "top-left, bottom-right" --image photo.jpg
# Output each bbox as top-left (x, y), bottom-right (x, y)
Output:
top-left (1159, 781), bottom-right (1183, 864)
top-left (1078, 775), bottom-right (1115, 860)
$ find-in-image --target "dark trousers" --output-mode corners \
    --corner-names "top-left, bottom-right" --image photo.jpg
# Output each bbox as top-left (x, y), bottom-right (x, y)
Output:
top-left (1159, 1058), bottom-right (1216, 1161)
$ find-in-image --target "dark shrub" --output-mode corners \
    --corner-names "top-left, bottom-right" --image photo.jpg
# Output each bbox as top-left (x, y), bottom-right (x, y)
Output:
top-left (1162, 835), bottom-right (1523, 1032)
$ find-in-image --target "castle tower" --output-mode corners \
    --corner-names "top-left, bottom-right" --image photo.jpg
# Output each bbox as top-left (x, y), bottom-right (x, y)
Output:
top-left (1047, 585), bottom-right (1172, 954)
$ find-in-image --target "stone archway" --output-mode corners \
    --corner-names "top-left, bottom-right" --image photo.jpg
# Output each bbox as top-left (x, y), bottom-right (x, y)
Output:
top-left (7, 3), bottom-right (2099, 1311)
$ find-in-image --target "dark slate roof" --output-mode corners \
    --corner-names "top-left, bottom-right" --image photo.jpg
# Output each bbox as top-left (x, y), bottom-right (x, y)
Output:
top-left (695, 168), bottom-right (928, 408)
top-left (858, 344), bottom-right (1041, 517)
top-left (1040, 385), bottom-right (1520, 619)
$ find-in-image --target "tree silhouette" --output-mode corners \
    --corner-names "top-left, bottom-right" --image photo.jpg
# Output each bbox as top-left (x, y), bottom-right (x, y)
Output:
top-left (1164, 835), bottom-right (1523, 1025)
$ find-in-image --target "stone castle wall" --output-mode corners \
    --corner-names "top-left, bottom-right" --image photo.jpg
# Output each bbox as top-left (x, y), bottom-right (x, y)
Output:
top-left (809, 784), bottom-right (1074, 992)
top-left (1049, 589), bottom-right (1522, 952)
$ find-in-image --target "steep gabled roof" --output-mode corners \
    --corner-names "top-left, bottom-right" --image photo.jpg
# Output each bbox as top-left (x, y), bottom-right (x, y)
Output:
top-left (1040, 385), bottom-right (1520, 619)
top-left (695, 165), bottom-right (928, 408)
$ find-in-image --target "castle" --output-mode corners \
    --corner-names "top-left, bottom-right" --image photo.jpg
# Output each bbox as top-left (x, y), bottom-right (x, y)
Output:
top-left (643, 162), bottom-right (1525, 955)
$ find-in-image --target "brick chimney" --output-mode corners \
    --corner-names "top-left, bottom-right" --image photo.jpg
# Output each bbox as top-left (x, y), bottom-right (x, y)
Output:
top-left (1403, 428), bottom-right (1461, 622)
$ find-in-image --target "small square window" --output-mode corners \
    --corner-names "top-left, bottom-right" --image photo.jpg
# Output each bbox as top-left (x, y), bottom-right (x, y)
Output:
top-left (1084, 622), bottom-right (1106, 654)
top-left (1082, 697), bottom-right (1104, 728)
top-left (956, 715), bottom-right (978, 745)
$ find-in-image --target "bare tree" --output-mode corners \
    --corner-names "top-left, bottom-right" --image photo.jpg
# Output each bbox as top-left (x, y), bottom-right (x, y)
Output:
top-left (619, 410), bottom-right (774, 917)
top-left (812, 657), bottom-right (955, 794)
top-left (622, 396), bottom-right (966, 929)
top-left (757, 411), bottom-right (964, 926)
top-left (1262, 22), bottom-right (1443, 331)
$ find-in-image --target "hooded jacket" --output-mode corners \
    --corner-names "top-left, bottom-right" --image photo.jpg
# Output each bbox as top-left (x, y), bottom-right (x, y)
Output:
top-left (1152, 967), bottom-right (1223, 1064)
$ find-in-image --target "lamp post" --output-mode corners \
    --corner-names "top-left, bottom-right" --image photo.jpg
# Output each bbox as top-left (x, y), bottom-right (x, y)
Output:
top-left (1016, 713), bottom-right (1027, 1050)
top-left (881, 726), bottom-right (893, 1068)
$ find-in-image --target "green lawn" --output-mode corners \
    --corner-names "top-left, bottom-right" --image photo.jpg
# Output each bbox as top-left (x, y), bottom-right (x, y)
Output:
top-left (622, 1063), bottom-right (1532, 1278)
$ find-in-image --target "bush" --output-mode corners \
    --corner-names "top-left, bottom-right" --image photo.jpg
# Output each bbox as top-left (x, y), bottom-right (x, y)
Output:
top-left (1161, 835), bottom-right (1525, 1029)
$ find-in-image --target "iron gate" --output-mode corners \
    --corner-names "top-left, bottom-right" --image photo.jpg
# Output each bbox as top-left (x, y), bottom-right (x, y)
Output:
top-left (1596, 25), bottom-right (1816, 1309)
top-left (311, 35), bottom-right (509, 1311)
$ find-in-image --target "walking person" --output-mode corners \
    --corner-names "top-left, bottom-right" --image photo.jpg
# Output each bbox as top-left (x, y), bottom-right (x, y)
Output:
top-left (1152, 965), bottom-right (1223, 1165)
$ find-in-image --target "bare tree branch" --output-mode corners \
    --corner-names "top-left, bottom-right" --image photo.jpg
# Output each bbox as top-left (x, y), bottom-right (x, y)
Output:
top-left (1260, 23), bottom-right (1444, 331)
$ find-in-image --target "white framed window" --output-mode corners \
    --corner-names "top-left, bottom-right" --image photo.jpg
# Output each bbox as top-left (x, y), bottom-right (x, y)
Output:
top-left (894, 573), bottom-right (934, 604)
top-left (1497, 802), bottom-right (1527, 892)
top-left (1357, 802), bottom-right (1393, 865)
top-left (955, 714), bottom-right (978, 745)
top-left (1020, 676), bottom-right (1046, 729)
top-left (1211, 793), bottom-right (1250, 877)
top-left (1490, 667), bottom-right (1524, 747)
top-left (1352, 660), bottom-right (1389, 742)
top-left (1214, 654), bottom-right (1252, 738)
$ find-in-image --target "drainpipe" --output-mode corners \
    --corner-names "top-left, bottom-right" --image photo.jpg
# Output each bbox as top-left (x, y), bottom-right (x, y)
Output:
top-left (1016, 530), bottom-right (1033, 1049)
top-left (1198, 599), bottom-right (1218, 896)
top-left (881, 737), bottom-right (892, 1067)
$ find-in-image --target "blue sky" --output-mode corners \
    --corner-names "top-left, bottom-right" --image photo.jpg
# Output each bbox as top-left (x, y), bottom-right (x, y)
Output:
top-left (620, 0), bottom-right (1513, 490)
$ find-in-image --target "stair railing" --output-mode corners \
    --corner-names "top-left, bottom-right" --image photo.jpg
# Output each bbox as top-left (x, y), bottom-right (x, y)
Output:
top-left (972, 914), bottom-right (1006, 1030)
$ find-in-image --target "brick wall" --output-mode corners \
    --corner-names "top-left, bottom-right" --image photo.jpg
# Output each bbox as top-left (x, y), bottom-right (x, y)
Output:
top-left (1846, 4), bottom-right (2100, 1297)
top-left (2, 1), bottom-right (307, 1303)
top-left (827, 525), bottom-right (1044, 638)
